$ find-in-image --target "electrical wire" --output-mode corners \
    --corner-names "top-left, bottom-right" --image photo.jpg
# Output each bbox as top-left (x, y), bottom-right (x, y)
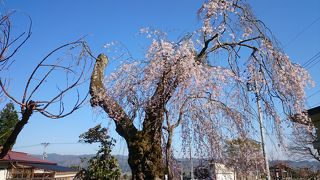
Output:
top-left (302, 50), bottom-right (320, 67)
top-left (307, 89), bottom-right (320, 100)
top-left (13, 144), bottom-right (42, 149)
top-left (14, 142), bottom-right (82, 149)
top-left (285, 16), bottom-right (320, 47)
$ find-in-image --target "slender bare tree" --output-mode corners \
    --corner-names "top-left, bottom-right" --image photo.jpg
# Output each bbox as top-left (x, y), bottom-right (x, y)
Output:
top-left (162, 97), bottom-right (188, 180)
top-left (0, 39), bottom-right (92, 158)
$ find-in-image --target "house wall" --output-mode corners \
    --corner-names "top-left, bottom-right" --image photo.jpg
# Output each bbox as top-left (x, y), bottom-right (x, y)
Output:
top-left (311, 113), bottom-right (320, 149)
top-left (213, 163), bottom-right (236, 180)
top-left (0, 169), bottom-right (8, 179)
top-left (54, 172), bottom-right (77, 180)
top-left (216, 173), bottom-right (236, 180)
top-left (0, 162), bottom-right (9, 179)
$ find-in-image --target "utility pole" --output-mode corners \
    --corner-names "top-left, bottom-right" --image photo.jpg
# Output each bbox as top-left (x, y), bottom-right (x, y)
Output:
top-left (255, 90), bottom-right (271, 180)
top-left (247, 81), bottom-right (271, 180)
top-left (41, 142), bottom-right (50, 159)
top-left (189, 143), bottom-right (194, 180)
top-left (180, 161), bottom-right (184, 180)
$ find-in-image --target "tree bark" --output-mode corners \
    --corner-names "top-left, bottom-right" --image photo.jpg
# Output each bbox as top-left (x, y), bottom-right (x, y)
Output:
top-left (0, 101), bottom-right (35, 158)
top-left (127, 131), bottom-right (163, 180)
top-left (89, 54), bottom-right (164, 179)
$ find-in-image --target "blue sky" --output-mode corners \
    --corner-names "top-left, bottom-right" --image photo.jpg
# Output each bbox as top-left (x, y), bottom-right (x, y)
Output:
top-left (2, 1), bottom-right (320, 156)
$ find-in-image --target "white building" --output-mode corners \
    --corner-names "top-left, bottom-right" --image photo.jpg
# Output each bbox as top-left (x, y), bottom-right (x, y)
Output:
top-left (210, 163), bottom-right (236, 180)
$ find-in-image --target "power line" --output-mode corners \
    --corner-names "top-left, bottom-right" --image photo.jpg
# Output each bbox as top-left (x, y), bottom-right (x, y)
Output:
top-left (302, 50), bottom-right (320, 68)
top-left (14, 144), bottom-right (42, 149)
top-left (50, 142), bottom-right (81, 145)
top-left (285, 16), bottom-right (320, 47)
top-left (302, 51), bottom-right (320, 103)
top-left (14, 142), bottom-right (82, 149)
top-left (310, 102), bottom-right (320, 108)
top-left (307, 89), bottom-right (320, 100)
top-left (285, 15), bottom-right (320, 69)
top-left (307, 57), bottom-right (320, 70)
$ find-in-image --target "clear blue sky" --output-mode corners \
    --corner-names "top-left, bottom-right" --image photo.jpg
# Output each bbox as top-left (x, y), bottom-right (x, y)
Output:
top-left (2, 1), bottom-right (320, 156)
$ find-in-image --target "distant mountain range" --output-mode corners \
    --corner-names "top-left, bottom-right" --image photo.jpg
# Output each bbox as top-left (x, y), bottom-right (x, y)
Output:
top-left (32, 153), bottom-right (131, 172)
top-left (32, 153), bottom-right (320, 173)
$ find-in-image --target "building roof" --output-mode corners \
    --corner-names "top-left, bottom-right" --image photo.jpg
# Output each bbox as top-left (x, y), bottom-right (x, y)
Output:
top-left (0, 151), bottom-right (77, 175)
top-left (21, 163), bottom-right (76, 172)
top-left (0, 151), bottom-right (56, 165)
top-left (307, 106), bottom-right (320, 116)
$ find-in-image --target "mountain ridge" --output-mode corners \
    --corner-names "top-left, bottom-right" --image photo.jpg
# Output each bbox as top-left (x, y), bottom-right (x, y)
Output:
top-left (31, 153), bottom-right (320, 173)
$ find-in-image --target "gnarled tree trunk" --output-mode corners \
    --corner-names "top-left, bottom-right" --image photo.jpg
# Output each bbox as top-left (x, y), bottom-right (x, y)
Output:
top-left (90, 54), bottom-right (165, 179)
top-left (127, 131), bottom-right (163, 179)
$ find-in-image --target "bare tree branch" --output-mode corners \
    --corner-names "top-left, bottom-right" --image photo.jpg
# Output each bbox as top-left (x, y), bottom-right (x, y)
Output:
top-left (89, 54), bottom-right (137, 139)
top-left (0, 38), bottom-right (92, 158)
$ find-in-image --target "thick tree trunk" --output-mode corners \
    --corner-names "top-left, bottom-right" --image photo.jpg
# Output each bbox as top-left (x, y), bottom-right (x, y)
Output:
top-left (127, 104), bottom-right (164, 180)
top-left (126, 131), bottom-right (163, 180)
top-left (90, 54), bottom-right (166, 179)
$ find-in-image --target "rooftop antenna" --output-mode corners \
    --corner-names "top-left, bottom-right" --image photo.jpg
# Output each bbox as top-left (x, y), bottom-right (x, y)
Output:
top-left (41, 142), bottom-right (50, 159)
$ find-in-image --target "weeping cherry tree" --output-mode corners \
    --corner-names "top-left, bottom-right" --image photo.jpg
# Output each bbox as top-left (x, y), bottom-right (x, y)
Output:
top-left (89, 0), bottom-right (313, 179)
